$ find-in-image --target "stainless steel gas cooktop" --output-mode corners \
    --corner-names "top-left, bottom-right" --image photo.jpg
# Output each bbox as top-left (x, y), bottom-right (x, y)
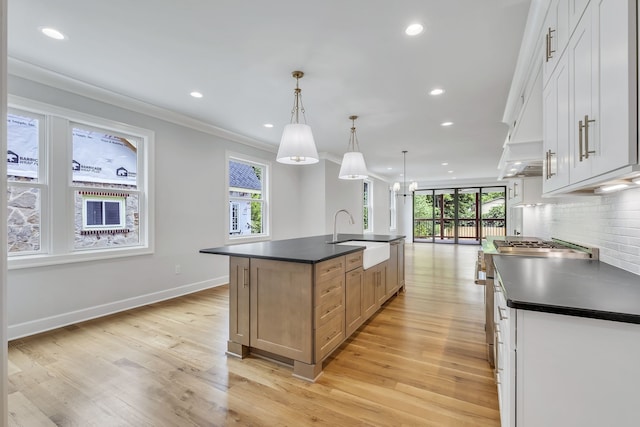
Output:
top-left (492, 238), bottom-right (598, 259)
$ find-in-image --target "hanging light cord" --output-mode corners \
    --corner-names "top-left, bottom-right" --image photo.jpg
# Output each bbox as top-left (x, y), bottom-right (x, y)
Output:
top-left (403, 150), bottom-right (408, 196)
top-left (290, 71), bottom-right (307, 124)
top-left (348, 116), bottom-right (360, 151)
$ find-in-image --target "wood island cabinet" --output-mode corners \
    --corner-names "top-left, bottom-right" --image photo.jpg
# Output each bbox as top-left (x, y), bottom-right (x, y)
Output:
top-left (225, 238), bottom-right (405, 381)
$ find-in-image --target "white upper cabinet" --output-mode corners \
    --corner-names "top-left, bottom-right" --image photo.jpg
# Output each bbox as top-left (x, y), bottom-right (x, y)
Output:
top-left (541, 0), bottom-right (637, 194)
top-left (568, 0), bottom-right (591, 32)
top-left (543, 52), bottom-right (570, 192)
top-left (542, 0), bottom-right (569, 88)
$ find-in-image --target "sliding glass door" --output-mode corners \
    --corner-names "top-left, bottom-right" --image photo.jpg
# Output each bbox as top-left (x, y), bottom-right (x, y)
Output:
top-left (413, 186), bottom-right (506, 244)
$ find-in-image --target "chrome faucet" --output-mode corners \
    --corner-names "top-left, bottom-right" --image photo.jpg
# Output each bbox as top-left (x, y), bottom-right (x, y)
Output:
top-left (332, 209), bottom-right (355, 243)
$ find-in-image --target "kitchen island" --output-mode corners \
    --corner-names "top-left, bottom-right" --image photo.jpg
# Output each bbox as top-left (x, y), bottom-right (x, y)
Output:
top-left (200, 234), bottom-right (405, 381)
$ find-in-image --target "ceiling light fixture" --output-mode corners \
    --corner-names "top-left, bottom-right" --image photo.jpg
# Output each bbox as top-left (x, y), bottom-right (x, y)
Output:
top-left (441, 121), bottom-right (454, 127)
top-left (276, 71), bottom-right (319, 165)
top-left (190, 91), bottom-right (203, 98)
top-left (405, 23), bottom-right (424, 36)
top-left (40, 27), bottom-right (66, 40)
top-left (339, 115), bottom-right (368, 180)
top-left (393, 151), bottom-right (417, 203)
top-left (430, 88), bottom-right (445, 96)
top-left (263, 123), bottom-right (274, 128)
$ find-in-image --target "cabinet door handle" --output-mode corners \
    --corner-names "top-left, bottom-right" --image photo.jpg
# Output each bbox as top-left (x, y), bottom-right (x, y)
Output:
top-left (243, 268), bottom-right (249, 288)
top-left (579, 115), bottom-right (596, 161)
top-left (498, 306), bottom-right (508, 321)
top-left (513, 182), bottom-right (519, 198)
top-left (545, 32), bottom-right (550, 62)
top-left (546, 149), bottom-right (556, 179)
top-left (583, 114), bottom-right (596, 159)
top-left (547, 28), bottom-right (556, 61)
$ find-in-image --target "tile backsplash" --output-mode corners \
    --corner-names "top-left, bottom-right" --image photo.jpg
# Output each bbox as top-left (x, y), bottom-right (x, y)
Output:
top-left (522, 186), bottom-right (640, 275)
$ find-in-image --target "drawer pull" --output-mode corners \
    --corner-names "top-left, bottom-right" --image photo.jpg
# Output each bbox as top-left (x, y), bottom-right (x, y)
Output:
top-left (498, 307), bottom-right (508, 321)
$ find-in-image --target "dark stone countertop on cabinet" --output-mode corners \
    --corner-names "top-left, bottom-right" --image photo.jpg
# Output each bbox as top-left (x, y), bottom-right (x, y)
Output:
top-left (493, 256), bottom-right (640, 324)
top-left (199, 234), bottom-right (405, 264)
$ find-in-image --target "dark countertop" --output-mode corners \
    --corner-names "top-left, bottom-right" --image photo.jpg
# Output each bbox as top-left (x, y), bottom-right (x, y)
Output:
top-left (493, 256), bottom-right (640, 324)
top-left (199, 234), bottom-right (405, 264)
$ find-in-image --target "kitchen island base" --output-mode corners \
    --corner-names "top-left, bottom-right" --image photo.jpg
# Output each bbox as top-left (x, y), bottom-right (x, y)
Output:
top-left (221, 238), bottom-right (405, 381)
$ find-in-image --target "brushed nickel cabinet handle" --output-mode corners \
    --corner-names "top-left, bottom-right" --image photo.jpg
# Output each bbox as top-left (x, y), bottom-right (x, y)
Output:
top-left (548, 28), bottom-right (555, 60)
top-left (546, 149), bottom-right (556, 179)
top-left (498, 306), bottom-right (508, 321)
top-left (584, 114), bottom-right (596, 159)
top-left (545, 32), bottom-right (550, 62)
top-left (243, 268), bottom-right (249, 288)
top-left (579, 119), bottom-right (585, 161)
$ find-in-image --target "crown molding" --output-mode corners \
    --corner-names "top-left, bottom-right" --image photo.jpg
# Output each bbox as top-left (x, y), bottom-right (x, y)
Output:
top-left (8, 57), bottom-right (277, 153)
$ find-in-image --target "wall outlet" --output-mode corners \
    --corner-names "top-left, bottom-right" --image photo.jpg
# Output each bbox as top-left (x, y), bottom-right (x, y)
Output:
top-left (175, 264), bottom-right (181, 274)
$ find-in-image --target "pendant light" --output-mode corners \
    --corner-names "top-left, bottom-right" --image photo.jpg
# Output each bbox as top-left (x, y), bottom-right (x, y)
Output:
top-left (394, 150), bottom-right (417, 202)
top-left (339, 115), bottom-right (368, 180)
top-left (277, 71), bottom-right (319, 165)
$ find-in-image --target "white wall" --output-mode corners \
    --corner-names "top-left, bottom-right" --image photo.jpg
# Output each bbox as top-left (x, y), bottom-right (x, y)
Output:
top-left (324, 160), bottom-right (363, 235)
top-left (5, 73), bottom-right (398, 340)
top-left (523, 187), bottom-right (640, 275)
top-left (6, 75), bottom-right (304, 338)
top-left (1, 0), bottom-right (8, 421)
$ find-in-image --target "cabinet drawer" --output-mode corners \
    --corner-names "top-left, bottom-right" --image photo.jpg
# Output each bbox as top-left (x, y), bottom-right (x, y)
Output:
top-left (315, 256), bottom-right (345, 283)
top-left (315, 273), bottom-right (345, 303)
top-left (315, 286), bottom-right (344, 327)
top-left (315, 313), bottom-right (345, 361)
top-left (345, 251), bottom-right (363, 271)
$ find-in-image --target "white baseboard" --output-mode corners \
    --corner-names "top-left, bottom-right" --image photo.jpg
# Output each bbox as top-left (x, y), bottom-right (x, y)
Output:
top-left (8, 276), bottom-right (229, 340)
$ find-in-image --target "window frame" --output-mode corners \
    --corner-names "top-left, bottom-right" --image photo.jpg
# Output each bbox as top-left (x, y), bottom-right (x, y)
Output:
top-left (363, 179), bottom-right (373, 233)
top-left (389, 187), bottom-right (397, 231)
top-left (81, 195), bottom-right (127, 231)
top-left (225, 152), bottom-right (271, 244)
top-left (7, 95), bottom-right (155, 270)
top-left (6, 107), bottom-right (48, 256)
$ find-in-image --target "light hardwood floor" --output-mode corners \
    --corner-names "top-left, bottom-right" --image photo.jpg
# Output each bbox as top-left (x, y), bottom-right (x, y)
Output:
top-left (7, 243), bottom-right (499, 426)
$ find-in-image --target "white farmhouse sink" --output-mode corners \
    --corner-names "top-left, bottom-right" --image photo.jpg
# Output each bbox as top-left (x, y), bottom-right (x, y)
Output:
top-left (338, 241), bottom-right (390, 269)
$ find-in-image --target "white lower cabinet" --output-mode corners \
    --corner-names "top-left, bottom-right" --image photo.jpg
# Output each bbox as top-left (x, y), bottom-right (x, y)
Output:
top-left (495, 284), bottom-right (640, 426)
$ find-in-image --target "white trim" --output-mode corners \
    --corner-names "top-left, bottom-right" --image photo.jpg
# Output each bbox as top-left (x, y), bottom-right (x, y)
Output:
top-left (1, 0), bottom-right (9, 421)
top-left (225, 151), bottom-right (272, 245)
top-left (7, 277), bottom-right (228, 340)
top-left (8, 58), bottom-right (277, 153)
top-left (6, 96), bottom-right (155, 268)
top-left (363, 179), bottom-right (374, 233)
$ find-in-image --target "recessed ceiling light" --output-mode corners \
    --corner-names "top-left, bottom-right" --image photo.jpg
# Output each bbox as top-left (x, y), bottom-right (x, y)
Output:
top-left (263, 123), bottom-right (274, 128)
top-left (405, 23), bottom-right (424, 36)
top-left (514, 161), bottom-right (522, 165)
top-left (441, 162), bottom-right (448, 166)
top-left (190, 91), bottom-right (203, 98)
top-left (40, 27), bottom-right (66, 40)
top-left (430, 88), bottom-right (445, 96)
top-left (448, 170), bottom-right (453, 173)
top-left (387, 167), bottom-right (393, 170)
top-left (441, 121), bottom-right (453, 127)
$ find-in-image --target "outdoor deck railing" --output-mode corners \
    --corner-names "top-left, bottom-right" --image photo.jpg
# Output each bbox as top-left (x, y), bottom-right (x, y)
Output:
top-left (414, 218), bottom-right (505, 240)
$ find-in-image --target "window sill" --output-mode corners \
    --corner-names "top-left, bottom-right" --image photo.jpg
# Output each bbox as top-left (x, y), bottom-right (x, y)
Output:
top-left (8, 246), bottom-right (153, 270)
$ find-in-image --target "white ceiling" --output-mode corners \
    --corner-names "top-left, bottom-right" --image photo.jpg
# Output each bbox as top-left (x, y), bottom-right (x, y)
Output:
top-left (8, 0), bottom-right (531, 186)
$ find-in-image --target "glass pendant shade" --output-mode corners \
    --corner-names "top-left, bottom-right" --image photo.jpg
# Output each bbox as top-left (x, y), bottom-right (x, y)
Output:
top-left (277, 123), bottom-right (319, 164)
top-left (339, 151), bottom-right (368, 179)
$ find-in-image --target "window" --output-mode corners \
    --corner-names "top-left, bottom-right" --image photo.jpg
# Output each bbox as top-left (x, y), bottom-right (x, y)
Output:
top-left (389, 187), bottom-right (397, 231)
top-left (230, 202), bottom-right (240, 234)
top-left (363, 180), bottom-right (373, 233)
top-left (7, 99), bottom-right (153, 268)
top-left (7, 109), bottom-right (45, 255)
top-left (227, 154), bottom-right (269, 242)
top-left (82, 195), bottom-right (126, 230)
